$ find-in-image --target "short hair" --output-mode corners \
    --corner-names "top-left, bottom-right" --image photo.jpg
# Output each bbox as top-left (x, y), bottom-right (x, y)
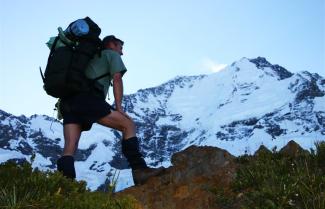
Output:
top-left (102, 35), bottom-right (124, 48)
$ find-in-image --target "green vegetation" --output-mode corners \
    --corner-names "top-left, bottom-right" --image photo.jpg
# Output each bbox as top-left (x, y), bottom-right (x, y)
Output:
top-left (213, 141), bottom-right (325, 209)
top-left (1, 141), bottom-right (324, 209)
top-left (0, 161), bottom-right (139, 209)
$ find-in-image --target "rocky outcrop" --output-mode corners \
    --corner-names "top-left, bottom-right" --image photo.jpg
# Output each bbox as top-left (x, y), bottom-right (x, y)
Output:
top-left (249, 57), bottom-right (293, 80)
top-left (279, 140), bottom-right (310, 157)
top-left (118, 141), bottom-right (311, 209)
top-left (118, 145), bottom-right (237, 209)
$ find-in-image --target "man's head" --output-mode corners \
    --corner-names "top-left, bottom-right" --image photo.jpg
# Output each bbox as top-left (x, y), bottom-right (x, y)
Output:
top-left (102, 35), bottom-right (124, 55)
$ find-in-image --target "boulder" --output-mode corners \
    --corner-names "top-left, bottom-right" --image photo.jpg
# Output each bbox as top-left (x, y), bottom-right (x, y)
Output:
top-left (279, 140), bottom-right (309, 157)
top-left (118, 145), bottom-right (237, 209)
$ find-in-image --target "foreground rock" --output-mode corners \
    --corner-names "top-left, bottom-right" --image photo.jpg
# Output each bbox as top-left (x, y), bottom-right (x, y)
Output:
top-left (117, 140), bottom-right (313, 209)
top-left (117, 145), bottom-right (237, 209)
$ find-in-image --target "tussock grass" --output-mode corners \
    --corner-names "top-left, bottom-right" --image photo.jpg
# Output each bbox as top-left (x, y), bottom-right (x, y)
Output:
top-left (212, 141), bottom-right (325, 209)
top-left (0, 161), bottom-right (138, 209)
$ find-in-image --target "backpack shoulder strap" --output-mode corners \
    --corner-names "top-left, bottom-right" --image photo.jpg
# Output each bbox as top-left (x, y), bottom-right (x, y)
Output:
top-left (92, 72), bottom-right (110, 81)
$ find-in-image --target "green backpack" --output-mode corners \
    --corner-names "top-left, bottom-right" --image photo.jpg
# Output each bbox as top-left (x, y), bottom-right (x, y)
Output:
top-left (40, 17), bottom-right (109, 99)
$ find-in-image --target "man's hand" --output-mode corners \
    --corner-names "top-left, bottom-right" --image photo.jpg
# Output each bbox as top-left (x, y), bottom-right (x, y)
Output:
top-left (116, 105), bottom-right (132, 120)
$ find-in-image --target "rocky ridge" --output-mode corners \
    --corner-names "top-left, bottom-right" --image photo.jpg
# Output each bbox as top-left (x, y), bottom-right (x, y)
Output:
top-left (118, 140), bottom-right (311, 209)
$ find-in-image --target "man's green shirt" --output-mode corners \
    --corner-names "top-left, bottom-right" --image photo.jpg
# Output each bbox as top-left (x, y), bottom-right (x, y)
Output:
top-left (85, 49), bottom-right (127, 98)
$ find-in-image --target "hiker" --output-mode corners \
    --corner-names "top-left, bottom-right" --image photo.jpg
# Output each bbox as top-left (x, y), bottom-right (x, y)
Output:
top-left (56, 35), bottom-right (164, 185)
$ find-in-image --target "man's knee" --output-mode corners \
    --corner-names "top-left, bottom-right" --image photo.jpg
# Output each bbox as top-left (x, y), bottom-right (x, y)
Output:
top-left (124, 118), bottom-right (136, 132)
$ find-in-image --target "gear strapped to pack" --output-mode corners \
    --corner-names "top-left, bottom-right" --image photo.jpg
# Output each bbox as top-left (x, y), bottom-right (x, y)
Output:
top-left (40, 17), bottom-right (110, 99)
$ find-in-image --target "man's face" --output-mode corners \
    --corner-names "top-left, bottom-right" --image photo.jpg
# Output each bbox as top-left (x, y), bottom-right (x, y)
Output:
top-left (108, 41), bottom-right (123, 55)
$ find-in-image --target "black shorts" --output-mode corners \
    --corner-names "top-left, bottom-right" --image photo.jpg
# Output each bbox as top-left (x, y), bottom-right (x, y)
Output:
top-left (60, 94), bottom-right (112, 131)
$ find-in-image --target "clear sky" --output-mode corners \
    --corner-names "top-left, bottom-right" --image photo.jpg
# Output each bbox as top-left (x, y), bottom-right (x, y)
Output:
top-left (0, 0), bottom-right (324, 117)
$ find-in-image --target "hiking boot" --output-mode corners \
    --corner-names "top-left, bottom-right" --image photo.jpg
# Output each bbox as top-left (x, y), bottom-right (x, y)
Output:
top-left (132, 167), bottom-right (165, 185)
top-left (57, 155), bottom-right (76, 179)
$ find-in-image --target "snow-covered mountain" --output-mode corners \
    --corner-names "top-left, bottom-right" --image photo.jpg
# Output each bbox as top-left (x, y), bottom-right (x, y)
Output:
top-left (1, 57), bottom-right (324, 191)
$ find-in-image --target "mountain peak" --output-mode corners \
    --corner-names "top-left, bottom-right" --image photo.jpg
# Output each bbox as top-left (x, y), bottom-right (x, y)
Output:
top-left (230, 56), bottom-right (293, 80)
top-left (1, 56), bottom-right (324, 193)
top-left (248, 57), bottom-right (293, 80)
top-left (0, 109), bottom-right (11, 120)
top-left (249, 56), bottom-right (272, 68)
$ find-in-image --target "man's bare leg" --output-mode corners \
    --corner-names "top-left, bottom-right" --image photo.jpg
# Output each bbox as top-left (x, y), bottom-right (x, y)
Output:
top-left (97, 111), bottom-right (165, 185)
top-left (63, 124), bottom-right (82, 155)
top-left (97, 110), bottom-right (136, 139)
top-left (57, 123), bottom-right (82, 179)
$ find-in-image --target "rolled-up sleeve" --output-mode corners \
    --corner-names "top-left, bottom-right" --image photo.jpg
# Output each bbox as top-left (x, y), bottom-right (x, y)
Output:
top-left (107, 51), bottom-right (127, 76)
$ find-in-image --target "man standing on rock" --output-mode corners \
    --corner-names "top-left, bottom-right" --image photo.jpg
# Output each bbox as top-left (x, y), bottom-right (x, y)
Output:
top-left (57, 35), bottom-right (164, 185)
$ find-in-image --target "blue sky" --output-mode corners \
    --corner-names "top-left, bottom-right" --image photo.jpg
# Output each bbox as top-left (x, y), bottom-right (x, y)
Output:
top-left (0, 0), bottom-right (324, 116)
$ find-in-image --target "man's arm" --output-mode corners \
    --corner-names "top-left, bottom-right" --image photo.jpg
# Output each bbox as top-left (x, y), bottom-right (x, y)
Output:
top-left (113, 72), bottom-right (123, 111)
top-left (113, 72), bottom-right (131, 119)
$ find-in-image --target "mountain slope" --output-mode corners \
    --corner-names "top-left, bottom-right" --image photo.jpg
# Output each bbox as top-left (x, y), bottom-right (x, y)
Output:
top-left (0, 56), bottom-right (324, 191)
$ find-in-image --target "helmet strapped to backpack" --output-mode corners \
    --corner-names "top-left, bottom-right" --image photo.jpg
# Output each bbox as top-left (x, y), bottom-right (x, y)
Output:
top-left (40, 17), bottom-right (108, 99)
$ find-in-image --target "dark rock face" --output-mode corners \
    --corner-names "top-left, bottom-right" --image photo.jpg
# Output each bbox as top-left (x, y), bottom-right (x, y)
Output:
top-left (249, 57), bottom-right (273, 68)
top-left (265, 123), bottom-right (285, 138)
top-left (288, 72), bottom-right (325, 103)
top-left (217, 118), bottom-right (259, 141)
top-left (316, 112), bottom-right (325, 133)
top-left (118, 75), bottom-right (206, 167)
top-left (0, 109), bottom-right (95, 169)
top-left (109, 138), bottom-right (128, 169)
top-left (0, 120), bottom-right (28, 140)
top-left (0, 111), bottom-right (32, 153)
top-left (0, 110), bottom-right (11, 120)
top-left (109, 153), bottom-right (128, 169)
top-left (75, 144), bottom-right (97, 161)
top-left (295, 77), bottom-right (324, 102)
top-left (32, 131), bottom-right (62, 167)
top-left (249, 57), bottom-right (293, 80)
top-left (272, 64), bottom-right (294, 80)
